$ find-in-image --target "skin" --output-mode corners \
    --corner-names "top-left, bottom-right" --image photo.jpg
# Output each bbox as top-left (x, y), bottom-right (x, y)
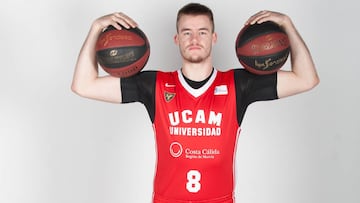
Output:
top-left (71, 10), bottom-right (319, 102)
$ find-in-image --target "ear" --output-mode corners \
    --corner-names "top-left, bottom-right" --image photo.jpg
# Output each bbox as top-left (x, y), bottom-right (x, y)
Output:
top-left (212, 32), bottom-right (218, 44)
top-left (174, 34), bottom-right (179, 45)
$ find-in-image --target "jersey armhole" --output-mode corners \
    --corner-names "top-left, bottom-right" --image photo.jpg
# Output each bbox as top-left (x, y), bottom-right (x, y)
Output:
top-left (121, 71), bottom-right (157, 122)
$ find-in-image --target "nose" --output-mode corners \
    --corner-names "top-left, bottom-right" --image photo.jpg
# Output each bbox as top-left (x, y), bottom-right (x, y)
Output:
top-left (190, 33), bottom-right (200, 43)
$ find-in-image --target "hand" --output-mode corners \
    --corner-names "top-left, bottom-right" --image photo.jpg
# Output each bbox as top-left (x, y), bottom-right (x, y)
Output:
top-left (245, 10), bottom-right (290, 27)
top-left (92, 12), bottom-right (138, 31)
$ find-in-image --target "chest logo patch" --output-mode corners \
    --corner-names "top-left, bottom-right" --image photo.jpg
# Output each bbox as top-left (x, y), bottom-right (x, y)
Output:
top-left (164, 91), bottom-right (176, 102)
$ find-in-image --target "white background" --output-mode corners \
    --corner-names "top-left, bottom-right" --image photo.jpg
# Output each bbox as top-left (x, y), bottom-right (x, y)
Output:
top-left (0, 0), bottom-right (359, 203)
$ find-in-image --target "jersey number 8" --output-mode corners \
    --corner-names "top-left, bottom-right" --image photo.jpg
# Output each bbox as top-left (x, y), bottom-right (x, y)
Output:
top-left (186, 170), bottom-right (201, 193)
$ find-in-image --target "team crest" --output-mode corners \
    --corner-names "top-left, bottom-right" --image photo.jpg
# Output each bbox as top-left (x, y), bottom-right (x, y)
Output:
top-left (164, 91), bottom-right (176, 102)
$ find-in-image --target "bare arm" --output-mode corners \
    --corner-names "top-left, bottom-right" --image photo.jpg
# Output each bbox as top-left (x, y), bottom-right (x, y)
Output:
top-left (246, 11), bottom-right (320, 98)
top-left (71, 12), bottom-right (138, 103)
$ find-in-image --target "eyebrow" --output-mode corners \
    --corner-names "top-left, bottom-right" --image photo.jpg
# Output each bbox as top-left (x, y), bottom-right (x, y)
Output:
top-left (180, 27), bottom-right (210, 32)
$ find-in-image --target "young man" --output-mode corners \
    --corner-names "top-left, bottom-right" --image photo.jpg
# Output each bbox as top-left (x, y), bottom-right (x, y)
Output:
top-left (71, 3), bottom-right (319, 203)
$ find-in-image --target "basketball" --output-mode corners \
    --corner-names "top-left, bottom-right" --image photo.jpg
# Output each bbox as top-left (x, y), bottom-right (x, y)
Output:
top-left (235, 21), bottom-right (290, 75)
top-left (95, 26), bottom-right (150, 78)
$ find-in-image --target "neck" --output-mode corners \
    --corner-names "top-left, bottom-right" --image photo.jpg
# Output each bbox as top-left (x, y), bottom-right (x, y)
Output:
top-left (181, 60), bottom-right (213, 82)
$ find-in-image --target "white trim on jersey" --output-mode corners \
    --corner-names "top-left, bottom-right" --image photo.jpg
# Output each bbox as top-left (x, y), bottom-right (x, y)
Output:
top-left (177, 69), bottom-right (218, 98)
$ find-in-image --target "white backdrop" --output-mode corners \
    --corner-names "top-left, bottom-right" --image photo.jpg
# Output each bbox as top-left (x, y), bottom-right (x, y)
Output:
top-left (1, 0), bottom-right (359, 203)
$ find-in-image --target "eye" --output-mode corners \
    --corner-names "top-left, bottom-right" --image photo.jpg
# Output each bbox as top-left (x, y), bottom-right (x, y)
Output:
top-left (199, 30), bottom-right (209, 37)
top-left (183, 31), bottom-right (191, 36)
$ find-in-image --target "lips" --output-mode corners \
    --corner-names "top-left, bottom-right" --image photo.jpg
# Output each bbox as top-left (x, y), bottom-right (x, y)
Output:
top-left (188, 45), bottom-right (202, 50)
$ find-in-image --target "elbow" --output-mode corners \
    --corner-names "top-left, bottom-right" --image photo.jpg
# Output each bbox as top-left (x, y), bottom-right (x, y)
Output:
top-left (71, 83), bottom-right (78, 94)
top-left (304, 74), bottom-right (320, 91)
top-left (310, 73), bottom-right (320, 88)
top-left (71, 83), bottom-right (81, 96)
top-left (71, 81), bottom-right (86, 97)
top-left (313, 75), bottom-right (320, 87)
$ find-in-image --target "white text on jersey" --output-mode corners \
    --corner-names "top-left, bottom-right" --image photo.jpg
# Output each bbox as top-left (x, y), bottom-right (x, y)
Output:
top-left (168, 110), bottom-right (222, 126)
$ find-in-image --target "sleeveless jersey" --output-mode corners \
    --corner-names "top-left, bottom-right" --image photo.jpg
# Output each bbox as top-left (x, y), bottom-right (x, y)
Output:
top-left (153, 69), bottom-right (239, 203)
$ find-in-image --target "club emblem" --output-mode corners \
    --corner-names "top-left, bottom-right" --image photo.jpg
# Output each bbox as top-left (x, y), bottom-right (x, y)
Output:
top-left (164, 92), bottom-right (175, 102)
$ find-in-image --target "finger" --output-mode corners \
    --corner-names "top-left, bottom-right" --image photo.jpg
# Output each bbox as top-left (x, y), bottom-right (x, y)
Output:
top-left (244, 10), bottom-right (263, 25)
top-left (246, 10), bottom-right (270, 25)
top-left (113, 12), bottom-right (138, 29)
top-left (109, 16), bottom-right (123, 30)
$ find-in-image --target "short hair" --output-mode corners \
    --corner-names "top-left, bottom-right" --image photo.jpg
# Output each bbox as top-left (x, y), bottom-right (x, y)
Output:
top-left (176, 3), bottom-right (215, 32)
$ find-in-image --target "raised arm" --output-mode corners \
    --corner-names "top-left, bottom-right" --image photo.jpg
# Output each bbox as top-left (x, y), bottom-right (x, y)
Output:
top-left (71, 12), bottom-right (138, 103)
top-left (246, 11), bottom-right (320, 98)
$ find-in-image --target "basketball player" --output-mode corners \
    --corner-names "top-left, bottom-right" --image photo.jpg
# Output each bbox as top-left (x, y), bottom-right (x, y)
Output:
top-left (71, 3), bottom-right (319, 203)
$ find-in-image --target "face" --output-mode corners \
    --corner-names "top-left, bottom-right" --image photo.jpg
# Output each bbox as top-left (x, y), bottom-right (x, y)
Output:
top-left (175, 14), bottom-right (217, 63)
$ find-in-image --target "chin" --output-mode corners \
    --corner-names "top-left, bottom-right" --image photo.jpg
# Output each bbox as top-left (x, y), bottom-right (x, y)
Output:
top-left (184, 55), bottom-right (204, 63)
top-left (189, 58), bottom-right (204, 63)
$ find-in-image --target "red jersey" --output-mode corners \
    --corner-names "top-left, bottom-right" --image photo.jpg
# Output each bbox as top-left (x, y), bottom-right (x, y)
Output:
top-left (153, 69), bottom-right (239, 203)
top-left (121, 68), bottom-right (278, 202)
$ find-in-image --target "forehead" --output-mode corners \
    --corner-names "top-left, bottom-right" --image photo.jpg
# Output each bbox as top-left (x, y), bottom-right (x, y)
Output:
top-left (177, 14), bottom-right (213, 31)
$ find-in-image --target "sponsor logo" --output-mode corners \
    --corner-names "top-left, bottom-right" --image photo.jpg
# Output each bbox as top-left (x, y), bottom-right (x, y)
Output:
top-left (109, 49), bottom-right (118, 57)
top-left (185, 148), bottom-right (221, 160)
top-left (169, 142), bottom-right (183, 157)
top-left (165, 83), bottom-right (176, 87)
top-left (169, 142), bottom-right (221, 160)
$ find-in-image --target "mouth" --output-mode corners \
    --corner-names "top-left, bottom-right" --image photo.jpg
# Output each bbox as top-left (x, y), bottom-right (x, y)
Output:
top-left (188, 45), bottom-right (202, 51)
